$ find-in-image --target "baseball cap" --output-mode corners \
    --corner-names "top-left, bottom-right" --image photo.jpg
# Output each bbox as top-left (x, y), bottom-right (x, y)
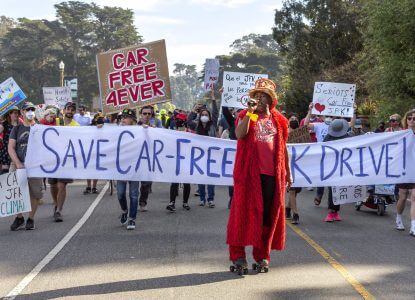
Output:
top-left (121, 108), bottom-right (137, 120)
top-left (64, 102), bottom-right (76, 110)
top-left (21, 102), bottom-right (36, 111)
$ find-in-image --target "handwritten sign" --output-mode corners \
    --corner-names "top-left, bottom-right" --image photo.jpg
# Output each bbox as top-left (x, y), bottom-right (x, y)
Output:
top-left (204, 59), bottom-right (220, 91)
top-left (332, 185), bottom-right (367, 205)
top-left (43, 87), bottom-right (71, 109)
top-left (312, 82), bottom-right (356, 118)
top-left (221, 71), bottom-right (268, 109)
top-left (374, 184), bottom-right (395, 195)
top-left (0, 77), bottom-right (27, 117)
top-left (0, 170), bottom-right (31, 218)
top-left (96, 40), bottom-right (172, 114)
top-left (288, 127), bottom-right (311, 144)
top-left (24, 126), bottom-right (415, 187)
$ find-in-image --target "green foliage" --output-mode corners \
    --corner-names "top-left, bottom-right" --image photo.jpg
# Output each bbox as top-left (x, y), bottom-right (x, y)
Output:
top-left (0, 1), bottom-right (142, 108)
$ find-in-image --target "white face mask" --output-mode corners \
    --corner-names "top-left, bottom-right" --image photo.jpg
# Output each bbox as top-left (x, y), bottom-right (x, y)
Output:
top-left (200, 116), bottom-right (209, 123)
top-left (25, 111), bottom-right (35, 120)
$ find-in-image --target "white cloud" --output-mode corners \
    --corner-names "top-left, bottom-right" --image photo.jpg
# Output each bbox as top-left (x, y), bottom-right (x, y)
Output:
top-left (188, 0), bottom-right (256, 8)
top-left (92, 0), bottom-right (163, 11)
top-left (135, 15), bottom-right (186, 25)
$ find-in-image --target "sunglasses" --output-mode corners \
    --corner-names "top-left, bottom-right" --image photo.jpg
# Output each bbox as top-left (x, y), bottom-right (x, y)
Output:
top-left (407, 116), bottom-right (414, 121)
top-left (142, 112), bottom-right (151, 116)
top-left (25, 108), bottom-right (36, 112)
top-left (389, 119), bottom-right (398, 122)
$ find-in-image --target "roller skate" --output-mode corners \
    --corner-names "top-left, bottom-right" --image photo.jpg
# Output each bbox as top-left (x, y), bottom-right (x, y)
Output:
top-left (229, 258), bottom-right (248, 276)
top-left (252, 259), bottom-right (269, 273)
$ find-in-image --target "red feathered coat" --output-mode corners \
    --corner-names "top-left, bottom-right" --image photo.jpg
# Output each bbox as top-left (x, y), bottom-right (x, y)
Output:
top-left (226, 109), bottom-right (289, 251)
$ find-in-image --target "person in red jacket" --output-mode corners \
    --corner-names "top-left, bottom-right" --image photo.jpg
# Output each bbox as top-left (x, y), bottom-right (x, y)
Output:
top-left (227, 78), bottom-right (291, 275)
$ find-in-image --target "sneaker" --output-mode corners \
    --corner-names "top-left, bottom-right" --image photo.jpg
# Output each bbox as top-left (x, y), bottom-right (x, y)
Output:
top-left (166, 202), bottom-right (176, 212)
top-left (139, 205), bottom-right (148, 212)
top-left (10, 217), bottom-right (25, 231)
top-left (208, 201), bottom-right (215, 208)
top-left (25, 218), bottom-right (35, 230)
top-left (199, 201), bottom-right (205, 207)
top-left (194, 192), bottom-right (200, 197)
top-left (333, 212), bottom-right (342, 221)
top-left (285, 207), bottom-right (292, 219)
top-left (126, 220), bottom-right (136, 230)
top-left (410, 229), bottom-right (415, 237)
top-left (120, 212), bottom-right (128, 225)
top-left (291, 213), bottom-right (299, 225)
top-left (183, 203), bottom-right (191, 211)
top-left (54, 211), bottom-right (63, 222)
top-left (396, 219), bottom-right (405, 231)
top-left (91, 188), bottom-right (98, 194)
top-left (324, 212), bottom-right (335, 222)
top-left (83, 187), bottom-right (91, 195)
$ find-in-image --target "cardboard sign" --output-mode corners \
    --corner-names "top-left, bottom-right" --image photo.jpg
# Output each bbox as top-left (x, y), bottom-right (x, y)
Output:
top-left (332, 185), bottom-right (367, 205)
top-left (221, 71), bottom-right (268, 109)
top-left (374, 184), bottom-right (395, 195)
top-left (288, 127), bottom-right (311, 144)
top-left (204, 59), bottom-right (220, 91)
top-left (43, 87), bottom-right (71, 109)
top-left (0, 170), bottom-right (31, 218)
top-left (312, 82), bottom-right (356, 118)
top-left (96, 40), bottom-right (171, 114)
top-left (0, 77), bottom-right (27, 117)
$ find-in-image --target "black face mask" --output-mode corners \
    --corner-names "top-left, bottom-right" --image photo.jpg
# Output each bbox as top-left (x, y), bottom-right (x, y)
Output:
top-left (289, 120), bottom-right (299, 129)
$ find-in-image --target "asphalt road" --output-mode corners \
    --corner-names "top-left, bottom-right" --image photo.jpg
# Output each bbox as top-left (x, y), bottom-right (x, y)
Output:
top-left (0, 181), bottom-right (414, 299)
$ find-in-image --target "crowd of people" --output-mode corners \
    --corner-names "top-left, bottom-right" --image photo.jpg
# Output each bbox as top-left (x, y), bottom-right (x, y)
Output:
top-left (0, 79), bottom-right (414, 273)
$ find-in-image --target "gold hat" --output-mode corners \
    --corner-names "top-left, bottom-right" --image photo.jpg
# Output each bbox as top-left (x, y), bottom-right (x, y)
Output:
top-left (248, 78), bottom-right (278, 109)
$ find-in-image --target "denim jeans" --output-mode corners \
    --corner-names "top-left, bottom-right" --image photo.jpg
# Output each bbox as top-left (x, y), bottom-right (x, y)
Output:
top-left (316, 187), bottom-right (325, 199)
top-left (117, 181), bottom-right (139, 220)
top-left (198, 184), bottom-right (215, 202)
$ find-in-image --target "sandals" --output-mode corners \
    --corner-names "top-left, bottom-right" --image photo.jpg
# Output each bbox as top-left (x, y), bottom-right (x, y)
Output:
top-left (314, 197), bottom-right (321, 206)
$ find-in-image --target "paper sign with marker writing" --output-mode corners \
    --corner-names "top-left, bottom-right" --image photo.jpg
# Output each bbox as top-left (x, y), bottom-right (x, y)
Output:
top-left (312, 82), bottom-right (356, 118)
top-left (0, 170), bottom-right (31, 218)
top-left (204, 59), bottom-right (220, 91)
top-left (332, 186), bottom-right (367, 205)
top-left (0, 77), bottom-right (27, 117)
top-left (43, 87), bottom-right (71, 109)
top-left (221, 71), bottom-right (268, 109)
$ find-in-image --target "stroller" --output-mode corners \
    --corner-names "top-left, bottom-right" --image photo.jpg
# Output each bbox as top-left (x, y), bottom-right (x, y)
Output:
top-left (355, 185), bottom-right (396, 216)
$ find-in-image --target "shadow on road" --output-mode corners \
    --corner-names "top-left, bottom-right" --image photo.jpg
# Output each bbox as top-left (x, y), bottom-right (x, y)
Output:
top-left (16, 271), bottom-right (238, 299)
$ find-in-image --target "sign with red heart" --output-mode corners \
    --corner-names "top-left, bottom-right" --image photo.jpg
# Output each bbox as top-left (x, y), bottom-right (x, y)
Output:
top-left (312, 82), bottom-right (356, 117)
top-left (314, 103), bottom-right (326, 113)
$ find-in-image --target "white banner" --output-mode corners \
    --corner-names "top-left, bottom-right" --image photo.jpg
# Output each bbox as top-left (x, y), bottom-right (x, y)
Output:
top-left (25, 126), bottom-right (415, 187)
top-left (204, 59), bottom-right (220, 91)
top-left (312, 82), bottom-right (356, 118)
top-left (332, 186), bottom-right (367, 205)
top-left (0, 170), bottom-right (31, 218)
top-left (221, 71), bottom-right (268, 109)
top-left (43, 87), bottom-right (71, 109)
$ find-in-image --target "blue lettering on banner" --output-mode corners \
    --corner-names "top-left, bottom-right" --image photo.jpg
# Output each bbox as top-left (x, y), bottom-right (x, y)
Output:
top-left (79, 139), bottom-right (95, 168)
top-left (190, 147), bottom-right (205, 175)
top-left (116, 130), bottom-right (134, 174)
top-left (62, 140), bottom-right (77, 168)
top-left (385, 142), bottom-right (400, 178)
top-left (355, 147), bottom-right (369, 177)
top-left (135, 141), bottom-right (151, 172)
top-left (96, 139), bottom-right (109, 171)
top-left (207, 147), bottom-right (220, 178)
top-left (176, 139), bottom-right (191, 175)
top-left (321, 145), bottom-right (339, 181)
top-left (368, 145), bottom-right (384, 175)
top-left (290, 146), bottom-right (311, 184)
top-left (40, 127), bottom-right (60, 173)
top-left (153, 140), bottom-right (164, 173)
top-left (222, 148), bottom-right (236, 177)
top-left (340, 148), bottom-right (353, 176)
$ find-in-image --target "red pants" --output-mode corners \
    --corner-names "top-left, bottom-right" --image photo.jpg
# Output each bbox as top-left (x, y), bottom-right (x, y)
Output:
top-left (229, 227), bottom-right (271, 262)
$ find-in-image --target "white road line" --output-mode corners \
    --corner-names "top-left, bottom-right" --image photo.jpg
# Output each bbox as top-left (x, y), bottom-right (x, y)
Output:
top-left (4, 182), bottom-right (109, 300)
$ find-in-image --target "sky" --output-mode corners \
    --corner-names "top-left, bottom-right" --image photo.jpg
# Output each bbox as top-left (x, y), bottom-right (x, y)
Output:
top-left (2, 0), bottom-right (283, 74)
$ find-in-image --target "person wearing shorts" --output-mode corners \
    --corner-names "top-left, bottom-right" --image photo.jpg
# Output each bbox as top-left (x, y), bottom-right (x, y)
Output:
top-left (8, 102), bottom-right (44, 231)
top-left (49, 102), bottom-right (79, 222)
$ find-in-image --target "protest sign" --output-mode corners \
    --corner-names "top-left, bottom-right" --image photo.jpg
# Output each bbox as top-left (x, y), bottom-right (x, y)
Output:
top-left (312, 82), bottom-right (356, 118)
top-left (332, 186), bottom-right (367, 205)
top-left (96, 40), bottom-right (171, 114)
top-left (43, 87), bottom-right (71, 109)
top-left (204, 59), bottom-right (220, 91)
top-left (288, 127), bottom-right (311, 144)
top-left (374, 184), bottom-right (395, 195)
top-left (0, 170), bottom-right (31, 218)
top-left (25, 125), bottom-right (415, 187)
top-left (221, 71), bottom-right (268, 109)
top-left (0, 77), bottom-right (27, 117)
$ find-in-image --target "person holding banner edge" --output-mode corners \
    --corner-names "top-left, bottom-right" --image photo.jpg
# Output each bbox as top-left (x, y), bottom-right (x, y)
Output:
top-left (227, 78), bottom-right (291, 275)
top-left (8, 102), bottom-right (43, 231)
top-left (0, 106), bottom-right (20, 175)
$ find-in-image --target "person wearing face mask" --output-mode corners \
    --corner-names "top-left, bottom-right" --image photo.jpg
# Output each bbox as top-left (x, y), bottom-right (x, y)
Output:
top-left (286, 116), bottom-right (302, 224)
top-left (166, 113), bottom-right (192, 212)
top-left (0, 106), bottom-right (21, 175)
top-left (8, 102), bottom-right (44, 231)
top-left (227, 78), bottom-right (291, 274)
top-left (48, 102), bottom-right (79, 222)
top-left (193, 89), bottom-right (219, 208)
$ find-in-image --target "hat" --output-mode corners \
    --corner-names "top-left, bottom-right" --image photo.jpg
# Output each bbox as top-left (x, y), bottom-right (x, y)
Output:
top-left (328, 119), bottom-right (350, 137)
top-left (176, 113), bottom-right (187, 121)
top-left (121, 108), bottom-right (137, 120)
top-left (64, 102), bottom-right (76, 109)
top-left (6, 106), bottom-right (20, 114)
top-left (248, 78), bottom-right (279, 109)
top-left (44, 108), bottom-right (57, 117)
top-left (354, 118), bottom-right (362, 128)
top-left (22, 102), bottom-right (36, 110)
top-left (160, 109), bottom-right (167, 115)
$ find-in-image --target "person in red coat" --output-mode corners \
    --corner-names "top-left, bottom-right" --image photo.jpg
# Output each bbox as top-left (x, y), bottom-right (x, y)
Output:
top-left (227, 78), bottom-right (291, 274)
